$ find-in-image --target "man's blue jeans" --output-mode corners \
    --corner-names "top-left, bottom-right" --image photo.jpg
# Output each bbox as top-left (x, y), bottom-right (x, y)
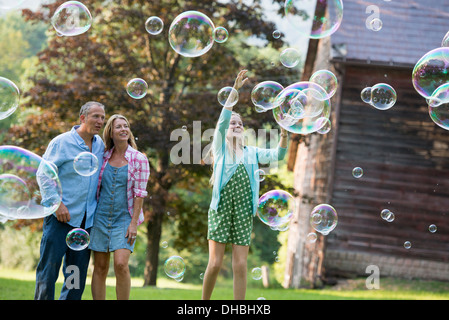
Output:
top-left (34, 214), bottom-right (91, 300)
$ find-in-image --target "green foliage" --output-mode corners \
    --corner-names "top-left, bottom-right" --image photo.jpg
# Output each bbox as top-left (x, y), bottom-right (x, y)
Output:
top-left (5, 0), bottom-right (304, 285)
top-left (0, 223), bottom-right (41, 271)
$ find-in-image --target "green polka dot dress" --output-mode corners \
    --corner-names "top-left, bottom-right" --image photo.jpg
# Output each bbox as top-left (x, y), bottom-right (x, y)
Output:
top-left (208, 163), bottom-right (253, 246)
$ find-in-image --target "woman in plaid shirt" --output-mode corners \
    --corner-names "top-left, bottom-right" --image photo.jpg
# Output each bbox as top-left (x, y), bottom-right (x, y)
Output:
top-left (89, 114), bottom-right (150, 300)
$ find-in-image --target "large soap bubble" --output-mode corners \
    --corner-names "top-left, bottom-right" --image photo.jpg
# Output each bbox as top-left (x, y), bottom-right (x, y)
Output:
top-left (285, 0), bottom-right (344, 39)
top-left (257, 190), bottom-right (295, 231)
top-left (273, 81), bottom-right (331, 135)
top-left (0, 146), bottom-right (62, 221)
top-left (0, 77), bottom-right (20, 120)
top-left (168, 11), bottom-right (215, 58)
top-left (412, 47), bottom-right (449, 99)
top-left (51, 1), bottom-right (93, 37)
top-left (251, 81), bottom-right (284, 110)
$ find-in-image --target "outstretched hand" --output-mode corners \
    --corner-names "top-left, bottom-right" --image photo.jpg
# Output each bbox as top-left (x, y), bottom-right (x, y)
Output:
top-left (233, 69), bottom-right (249, 90)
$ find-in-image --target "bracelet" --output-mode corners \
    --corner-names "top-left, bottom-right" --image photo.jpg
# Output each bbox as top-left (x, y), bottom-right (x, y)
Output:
top-left (280, 133), bottom-right (288, 138)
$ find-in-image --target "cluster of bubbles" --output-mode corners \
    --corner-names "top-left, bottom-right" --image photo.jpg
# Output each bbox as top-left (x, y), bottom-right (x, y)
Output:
top-left (164, 255), bottom-right (186, 281)
top-left (412, 43), bottom-right (449, 130)
top-left (380, 208), bottom-right (395, 222)
top-left (250, 69), bottom-right (337, 136)
top-left (0, 146), bottom-right (62, 222)
top-left (257, 190), bottom-right (295, 232)
top-left (272, 73), bottom-right (335, 135)
top-left (66, 228), bottom-right (90, 250)
top-left (360, 83), bottom-right (397, 110)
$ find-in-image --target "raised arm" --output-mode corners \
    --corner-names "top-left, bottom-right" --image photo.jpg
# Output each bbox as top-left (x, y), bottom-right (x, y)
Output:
top-left (224, 69), bottom-right (249, 111)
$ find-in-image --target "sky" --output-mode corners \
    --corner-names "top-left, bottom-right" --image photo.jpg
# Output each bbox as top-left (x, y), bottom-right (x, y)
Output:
top-left (1, 0), bottom-right (313, 50)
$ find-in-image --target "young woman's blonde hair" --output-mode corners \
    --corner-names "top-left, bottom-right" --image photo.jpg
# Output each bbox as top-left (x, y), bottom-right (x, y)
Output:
top-left (205, 111), bottom-right (245, 186)
top-left (103, 114), bottom-right (138, 151)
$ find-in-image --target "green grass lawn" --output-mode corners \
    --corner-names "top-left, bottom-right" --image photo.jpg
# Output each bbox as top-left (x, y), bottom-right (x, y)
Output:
top-left (1, 268), bottom-right (448, 300)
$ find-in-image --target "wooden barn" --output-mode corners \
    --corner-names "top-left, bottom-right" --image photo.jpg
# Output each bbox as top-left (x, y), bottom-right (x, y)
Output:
top-left (284, 0), bottom-right (449, 288)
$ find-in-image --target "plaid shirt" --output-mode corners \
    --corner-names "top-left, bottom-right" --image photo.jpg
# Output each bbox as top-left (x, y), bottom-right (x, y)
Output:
top-left (96, 145), bottom-right (150, 225)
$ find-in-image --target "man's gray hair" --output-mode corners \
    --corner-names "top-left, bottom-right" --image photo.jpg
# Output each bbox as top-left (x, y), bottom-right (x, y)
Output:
top-left (79, 101), bottom-right (105, 119)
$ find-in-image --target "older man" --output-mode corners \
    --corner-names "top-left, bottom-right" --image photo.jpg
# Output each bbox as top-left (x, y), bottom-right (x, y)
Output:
top-left (35, 101), bottom-right (106, 300)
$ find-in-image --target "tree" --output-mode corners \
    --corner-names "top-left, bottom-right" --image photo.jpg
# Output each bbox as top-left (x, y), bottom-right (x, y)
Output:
top-left (11, 0), bottom-right (301, 286)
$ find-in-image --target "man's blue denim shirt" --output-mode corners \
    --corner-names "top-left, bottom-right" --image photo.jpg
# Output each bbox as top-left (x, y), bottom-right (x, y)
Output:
top-left (42, 126), bottom-right (104, 229)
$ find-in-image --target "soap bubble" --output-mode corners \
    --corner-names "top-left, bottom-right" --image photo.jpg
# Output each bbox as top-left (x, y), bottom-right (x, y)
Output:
top-left (442, 31), bottom-right (449, 47)
top-left (126, 78), bottom-right (148, 99)
top-left (361, 84), bottom-right (397, 110)
top-left (51, 1), bottom-right (92, 37)
top-left (73, 152), bottom-right (99, 177)
top-left (251, 81), bottom-right (284, 110)
top-left (317, 118), bottom-right (331, 134)
top-left (309, 69), bottom-right (338, 100)
top-left (307, 232), bottom-right (318, 243)
top-left (403, 241), bottom-right (411, 249)
top-left (285, 0), bottom-right (344, 39)
top-left (380, 209), bottom-right (395, 222)
top-left (0, 146), bottom-right (62, 221)
top-left (273, 81), bottom-right (331, 135)
top-left (370, 83), bottom-right (397, 110)
top-left (361, 87), bottom-right (372, 104)
top-left (428, 82), bottom-right (449, 130)
top-left (412, 47), bottom-right (449, 99)
top-left (310, 203), bottom-right (338, 235)
top-left (370, 18), bottom-right (383, 31)
top-left (254, 169), bottom-right (265, 182)
top-left (272, 30), bottom-right (281, 39)
top-left (352, 167), bottom-right (363, 178)
top-left (0, 77), bottom-right (20, 120)
top-left (213, 26), bottom-right (229, 43)
top-left (168, 11), bottom-right (215, 57)
top-left (164, 255), bottom-right (186, 279)
top-left (251, 267), bottom-right (262, 280)
top-left (429, 224), bottom-right (437, 233)
top-left (257, 190), bottom-right (295, 231)
top-left (217, 86), bottom-right (238, 107)
top-left (275, 88), bottom-right (306, 120)
top-left (145, 16), bottom-right (164, 35)
top-left (280, 48), bottom-right (301, 68)
top-left (66, 228), bottom-right (90, 251)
